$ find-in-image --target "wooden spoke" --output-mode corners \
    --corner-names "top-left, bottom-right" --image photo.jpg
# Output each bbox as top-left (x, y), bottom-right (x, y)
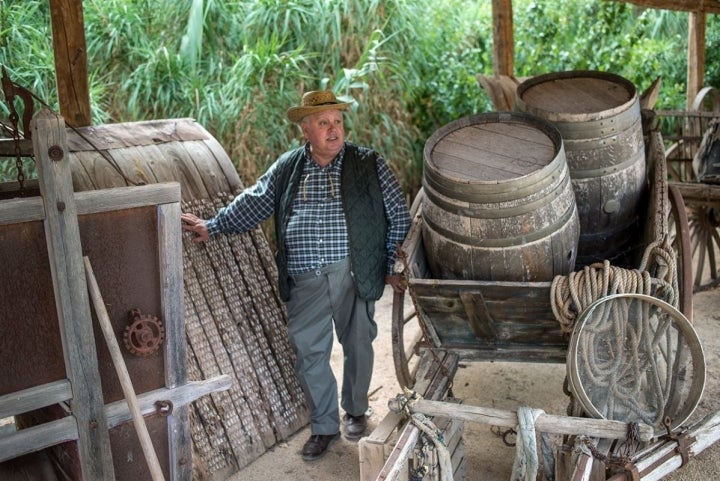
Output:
top-left (687, 203), bottom-right (720, 292)
top-left (391, 290), bottom-right (422, 389)
top-left (668, 185), bottom-right (693, 321)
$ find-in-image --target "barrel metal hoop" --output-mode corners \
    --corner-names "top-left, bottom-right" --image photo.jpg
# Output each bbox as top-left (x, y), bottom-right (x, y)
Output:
top-left (423, 202), bottom-right (577, 248)
top-left (423, 170), bottom-right (572, 219)
top-left (567, 149), bottom-right (645, 180)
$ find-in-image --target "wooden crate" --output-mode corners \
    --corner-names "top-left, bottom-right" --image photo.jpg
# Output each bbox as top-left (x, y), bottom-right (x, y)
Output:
top-left (358, 350), bottom-right (463, 481)
top-left (409, 406), bottom-right (466, 481)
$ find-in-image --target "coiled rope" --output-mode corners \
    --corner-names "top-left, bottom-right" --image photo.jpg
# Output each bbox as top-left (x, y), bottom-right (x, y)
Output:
top-left (551, 240), bottom-right (678, 335)
top-left (551, 240), bottom-right (681, 427)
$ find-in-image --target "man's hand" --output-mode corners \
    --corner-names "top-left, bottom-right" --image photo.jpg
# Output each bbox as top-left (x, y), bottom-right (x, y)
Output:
top-left (181, 213), bottom-right (210, 243)
top-left (385, 274), bottom-right (406, 293)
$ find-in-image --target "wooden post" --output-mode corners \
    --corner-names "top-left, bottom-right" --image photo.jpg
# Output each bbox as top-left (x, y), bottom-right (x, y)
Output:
top-left (492, 0), bottom-right (514, 77)
top-left (49, 0), bottom-right (92, 127)
top-left (687, 11), bottom-right (706, 110)
top-left (158, 200), bottom-right (193, 481)
top-left (31, 107), bottom-right (115, 480)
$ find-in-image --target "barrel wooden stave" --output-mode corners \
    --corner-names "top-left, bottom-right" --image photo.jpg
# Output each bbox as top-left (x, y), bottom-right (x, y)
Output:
top-left (422, 112), bottom-right (580, 282)
top-left (516, 71), bottom-right (646, 264)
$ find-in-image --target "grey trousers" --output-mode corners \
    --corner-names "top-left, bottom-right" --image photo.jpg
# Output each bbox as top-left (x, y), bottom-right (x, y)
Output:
top-left (285, 257), bottom-right (378, 435)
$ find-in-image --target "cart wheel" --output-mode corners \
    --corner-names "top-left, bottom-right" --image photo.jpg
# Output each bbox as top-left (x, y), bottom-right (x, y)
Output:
top-left (668, 185), bottom-right (693, 320)
top-left (391, 290), bottom-right (423, 389)
top-left (688, 201), bottom-right (720, 292)
top-left (665, 142), bottom-right (697, 183)
top-left (664, 87), bottom-right (720, 183)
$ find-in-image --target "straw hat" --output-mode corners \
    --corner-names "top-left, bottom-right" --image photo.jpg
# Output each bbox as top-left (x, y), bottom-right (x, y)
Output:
top-left (286, 90), bottom-right (352, 123)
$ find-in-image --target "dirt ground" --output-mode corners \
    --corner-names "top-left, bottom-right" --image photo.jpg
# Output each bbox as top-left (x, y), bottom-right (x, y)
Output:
top-left (232, 285), bottom-right (720, 481)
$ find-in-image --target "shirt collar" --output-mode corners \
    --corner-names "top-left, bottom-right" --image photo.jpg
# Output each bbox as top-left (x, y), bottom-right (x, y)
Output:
top-left (303, 142), bottom-right (345, 169)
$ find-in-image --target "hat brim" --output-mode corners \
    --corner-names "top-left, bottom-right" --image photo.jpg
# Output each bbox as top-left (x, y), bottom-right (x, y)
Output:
top-left (286, 102), bottom-right (352, 123)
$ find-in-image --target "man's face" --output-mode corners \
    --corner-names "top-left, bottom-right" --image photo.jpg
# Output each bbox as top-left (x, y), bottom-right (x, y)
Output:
top-left (301, 109), bottom-right (345, 163)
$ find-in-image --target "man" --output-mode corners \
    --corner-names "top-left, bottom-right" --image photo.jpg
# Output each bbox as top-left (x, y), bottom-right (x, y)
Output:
top-left (181, 90), bottom-right (411, 462)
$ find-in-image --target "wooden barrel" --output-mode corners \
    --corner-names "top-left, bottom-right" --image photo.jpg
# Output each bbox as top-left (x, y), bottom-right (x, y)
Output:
top-left (515, 70), bottom-right (646, 265)
top-left (422, 111), bottom-right (580, 282)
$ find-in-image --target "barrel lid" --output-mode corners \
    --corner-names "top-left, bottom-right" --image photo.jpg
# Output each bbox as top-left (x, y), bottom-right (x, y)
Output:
top-left (424, 111), bottom-right (562, 183)
top-left (516, 70), bottom-right (637, 121)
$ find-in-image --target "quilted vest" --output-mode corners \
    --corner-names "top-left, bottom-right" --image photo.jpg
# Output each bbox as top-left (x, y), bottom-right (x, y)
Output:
top-left (274, 143), bottom-right (388, 302)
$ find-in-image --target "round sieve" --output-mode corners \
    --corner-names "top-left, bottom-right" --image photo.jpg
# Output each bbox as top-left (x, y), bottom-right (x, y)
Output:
top-left (567, 293), bottom-right (705, 434)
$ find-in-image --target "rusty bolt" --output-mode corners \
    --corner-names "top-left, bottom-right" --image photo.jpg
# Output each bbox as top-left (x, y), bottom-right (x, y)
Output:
top-left (179, 457), bottom-right (187, 465)
top-left (48, 145), bottom-right (64, 161)
top-left (89, 420), bottom-right (98, 429)
top-left (57, 201), bottom-right (66, 212)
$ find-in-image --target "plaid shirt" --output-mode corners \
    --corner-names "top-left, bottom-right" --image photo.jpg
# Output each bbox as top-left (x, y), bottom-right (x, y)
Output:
top-left (207, 143), bottom-right (410, 276)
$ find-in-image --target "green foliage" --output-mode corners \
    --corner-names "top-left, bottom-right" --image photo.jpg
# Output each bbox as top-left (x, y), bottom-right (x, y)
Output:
top-left (514, 0), bottom-right (688, 109)
top-left (1, 0), bottom-right (718, 191)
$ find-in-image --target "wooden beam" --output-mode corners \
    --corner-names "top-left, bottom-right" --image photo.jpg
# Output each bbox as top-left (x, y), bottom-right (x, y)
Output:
top-left (32, 107), bottom-right (115, 480)
top-left (394, 398), bottom-right (655, 442)
top-left (619, 0), bottom-right (720, 14)
top-left (492, 0), bottom-right (514, 77)
top-left (49, 0), bottom-right (91, 127)
top-left (687, 11), bottom-right (707, 109)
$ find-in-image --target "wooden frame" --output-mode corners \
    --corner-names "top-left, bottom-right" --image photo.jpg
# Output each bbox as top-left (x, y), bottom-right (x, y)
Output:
top-left (0, 109), bottom-right (230, 480)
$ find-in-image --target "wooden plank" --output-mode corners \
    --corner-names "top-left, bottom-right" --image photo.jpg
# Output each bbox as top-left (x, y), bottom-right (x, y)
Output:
top-left (400, 399), bottom-right (654, 441)
top-left (359, 413), bottom-right (405, 481)
top-left (0, 380), bottom-right (72, 419)
top-left (74, 182), bottom-right (181, 215)
top-left (670, 180), bottom-right (720, 203)
top-left (69, 150), bottom-right (129, 190)
top-left (183, 140), bottom-right (234, 197)
top-left (31, 108), bottom-right (114, 480)
top-left (104, 376), bottom-right (232, 429)
top-left (621, 0), bottom-right (720, 14)
top-left (193, 122), bottom-right (244, 192)
top-left (0, 376), bottom-right (231, 465)
top-left (65, 118), bottom-right (207, 151)
top-left (0, 138), bottom-right (33, 156)
top-left (157, 200), bottom-right (191, 481)
top-left (605, 409), bottom-right (720, 481)
top-left (426, 345), bottom-right (567, 364)
top-left (0, 196), bottom-right (44, 224)
top-left (459, 290), bottom-right (498, 340)
top-left (0, 416), bottom-right (78, 463)
top-left (49, 0), bottom-right (90, 127)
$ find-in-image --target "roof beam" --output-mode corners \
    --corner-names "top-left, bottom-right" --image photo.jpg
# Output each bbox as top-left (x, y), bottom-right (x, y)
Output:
top-left (620, 0), bottom-right (720, 14)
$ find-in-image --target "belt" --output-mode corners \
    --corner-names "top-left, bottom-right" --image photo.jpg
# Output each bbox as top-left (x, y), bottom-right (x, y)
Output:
top-left (290, 257), bottom-right (350, 281)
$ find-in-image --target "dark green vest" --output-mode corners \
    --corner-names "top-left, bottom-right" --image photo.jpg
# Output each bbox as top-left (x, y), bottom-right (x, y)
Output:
top-left (273, 143), bottom-right (388, 302)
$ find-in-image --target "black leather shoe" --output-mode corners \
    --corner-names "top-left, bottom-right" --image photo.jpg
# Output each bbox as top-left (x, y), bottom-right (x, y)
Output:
top-left (301, 432), bottom-right (340, 461)
top-left (343, 414), bottom-right (367, 439)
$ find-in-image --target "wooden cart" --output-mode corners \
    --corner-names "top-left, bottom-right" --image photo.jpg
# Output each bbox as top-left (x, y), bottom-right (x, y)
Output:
top-left (657, 86), bottom-right (720, 291)
top-left (390, 121), bottom-right (693, 391)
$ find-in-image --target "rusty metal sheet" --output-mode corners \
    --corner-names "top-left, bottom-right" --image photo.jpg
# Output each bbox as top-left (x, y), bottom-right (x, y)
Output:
top-left (0, 220), bottom-right (65, 395)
